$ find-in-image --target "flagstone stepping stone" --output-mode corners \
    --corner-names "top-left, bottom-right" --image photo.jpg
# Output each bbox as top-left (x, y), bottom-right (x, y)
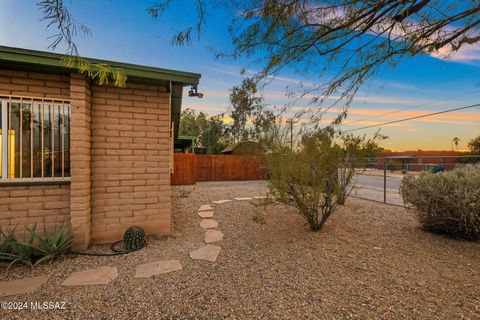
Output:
top-left (62, 266), bottom-right (118, 286)
top-left (0, 275), bottom-right (49, 297)
top-left (198, 210), bottom-right (214, 218)
top-left (134, 260), bottom-right (182, 278)
top-left (198, 204), bottom-right (213, 211)
top-left (234, 197), bottom-right (252, 201)
top-left (205, 229), bottom-right (224, 243)
top-left (200, 219), bottom-right (218, 229)
top-left (189, 245), bottom-right (221, 262)
top-left (212, 199), bottom-right (232, 204)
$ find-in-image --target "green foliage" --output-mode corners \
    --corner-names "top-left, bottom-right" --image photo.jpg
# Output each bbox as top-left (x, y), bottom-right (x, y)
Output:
top-left (400, 168), bottom-right (480, 240)
top-left (179, 109), bottom-right (227, 154)
top-left (336, 131), bottom-right (386, 205)
top-left (227, 78), bottom-right (276, 143)
top-left (252, 212), bottom-right (266, 225)
top-left (468, 135), bottom-right (480, 153)
top-left (267, 128), bottom-right (338, 231)
top-left (123, 226), bottom-right (146, 251)
top-left (0, 223), bottom-right (72, 268)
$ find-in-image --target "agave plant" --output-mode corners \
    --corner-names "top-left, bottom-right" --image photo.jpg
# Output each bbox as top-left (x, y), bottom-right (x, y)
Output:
top-left (0, 225), bottom-right (36, 269)
top-left (30, 223), bottom-right (73, 266)
top-left (0, 223), bottom-right (73, 269)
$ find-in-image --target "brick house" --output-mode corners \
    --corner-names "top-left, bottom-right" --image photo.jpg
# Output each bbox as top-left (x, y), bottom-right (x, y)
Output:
top-left (0, 46), bottom-right (200, 249)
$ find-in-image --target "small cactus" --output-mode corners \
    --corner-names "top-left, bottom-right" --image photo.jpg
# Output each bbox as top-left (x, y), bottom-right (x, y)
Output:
top-left (123, 226), bottom-right (146, 251)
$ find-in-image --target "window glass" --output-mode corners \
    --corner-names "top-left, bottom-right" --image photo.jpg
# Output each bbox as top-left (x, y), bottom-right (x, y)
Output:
top-left (33, 103), bottom-right (42, 177)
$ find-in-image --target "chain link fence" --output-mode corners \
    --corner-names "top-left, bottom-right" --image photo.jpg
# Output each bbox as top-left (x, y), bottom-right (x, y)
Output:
top-left (348, 155), bottom-right (480, 206)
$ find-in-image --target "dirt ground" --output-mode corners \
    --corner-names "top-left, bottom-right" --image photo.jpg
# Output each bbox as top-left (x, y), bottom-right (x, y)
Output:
top-left (1, 181), bottom-right (479, 319)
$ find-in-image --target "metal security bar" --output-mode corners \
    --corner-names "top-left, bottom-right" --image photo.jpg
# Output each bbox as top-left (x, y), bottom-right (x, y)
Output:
top-left (348, 155), bottom-right (480, 206)
top-left (0, 95), bottom-right (70, 181)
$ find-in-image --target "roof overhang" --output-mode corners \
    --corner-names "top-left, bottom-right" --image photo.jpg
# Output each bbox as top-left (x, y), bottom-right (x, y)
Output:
top-left (0, 46), bottom-right (200, 86)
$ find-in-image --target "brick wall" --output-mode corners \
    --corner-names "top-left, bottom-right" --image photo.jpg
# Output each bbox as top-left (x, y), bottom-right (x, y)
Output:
top-left (90, 82), bottom-right (171, 243)
top-left (0, 69), bottom-right (70, 98)
top-left (0, 69), bottom-right (71, 238)
top-left (0, 184), bottom-right (70, 238)
top-left (0, 69), bottom-right (174, 246)
top-left (69, 74), bottom-right (92, 249)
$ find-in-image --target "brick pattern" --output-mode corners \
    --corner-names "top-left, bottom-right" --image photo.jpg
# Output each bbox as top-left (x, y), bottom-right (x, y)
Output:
top-left (69, 74), bottom-right (92, 249)
top-left (0, 69), bottom-right (71, 239)
top-left (0, 69), bottom-right (70, 99)
top-left (0, 69), bottom-right (174, 246)
top-left (0, 185), bottom-right (70, 238)
top-left (90, 82), bottom-right (171, 243)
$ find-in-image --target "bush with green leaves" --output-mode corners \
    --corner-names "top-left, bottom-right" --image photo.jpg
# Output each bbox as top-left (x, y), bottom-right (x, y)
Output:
top-left (267, 129), bottom-right (339, 231)
top-left (0, 223), bottom-right (72, 268)
top-left (400, 168), bottom-right (480, 240)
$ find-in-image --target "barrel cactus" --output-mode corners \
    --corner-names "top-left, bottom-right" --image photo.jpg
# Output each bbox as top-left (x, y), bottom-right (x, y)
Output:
top-left (123, 226), bottom-right (146, 251)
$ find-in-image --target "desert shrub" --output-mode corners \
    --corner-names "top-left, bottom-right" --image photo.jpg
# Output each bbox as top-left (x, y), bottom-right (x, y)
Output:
top-left (252, 212), bottom-right (266, 224)
top-left (336, 131), bottom-right (386, 205)
top-left (0, 223), bottom-right (72, 268)
top-left (400, 168), bottom-right (480, 240)
top-left (267, 129), bottom-right (338, 231)
top-left (176, 187), bottom-right (194, 198)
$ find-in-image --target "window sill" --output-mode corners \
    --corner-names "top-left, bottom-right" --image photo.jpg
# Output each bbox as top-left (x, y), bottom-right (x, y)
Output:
top-left (0, 179), bottom-right (71, 187)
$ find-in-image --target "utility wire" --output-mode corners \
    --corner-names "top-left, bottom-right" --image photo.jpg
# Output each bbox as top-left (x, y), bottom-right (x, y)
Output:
top-left (343, 88), bottom-right (480, 125)
top-left (342, 103), bottom-right (480, 133)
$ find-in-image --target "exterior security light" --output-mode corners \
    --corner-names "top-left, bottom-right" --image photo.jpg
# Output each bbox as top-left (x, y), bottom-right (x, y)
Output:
top-left (188, 85), bottom-right (203, 98)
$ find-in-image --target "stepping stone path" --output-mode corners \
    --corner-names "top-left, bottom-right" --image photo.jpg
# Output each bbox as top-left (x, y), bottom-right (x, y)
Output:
top-left (3, 195), bottom-right (258, 296)
top-left (62, 266), bottom-right (118, 286)
top-left (0, 275), bottom-right (49, 297)
top-left (198, 210), bottom-right (214, 218)
top-left (212, 199), bottom-right (232, 204)
top-left (189, 245), bottom-right (221, 262)
top-left (135, 260), bottom-right (182, 278)
top-left (200, 219), bottom-right (219, 229)
top-left (198, 204), bottom-right (213, 211)
top-left (205, 229), bottom-right (224, 244)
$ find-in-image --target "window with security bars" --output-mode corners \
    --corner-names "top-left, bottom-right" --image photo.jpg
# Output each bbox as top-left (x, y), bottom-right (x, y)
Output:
top-left (0, 96), bottom-right (70, 181)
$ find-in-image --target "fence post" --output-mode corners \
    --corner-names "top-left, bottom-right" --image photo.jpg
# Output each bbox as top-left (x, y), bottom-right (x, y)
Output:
top-left (383, 157), bottom-right (387, 203)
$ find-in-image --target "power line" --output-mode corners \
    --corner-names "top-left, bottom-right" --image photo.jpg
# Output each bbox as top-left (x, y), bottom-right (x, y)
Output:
top-left (342, 103), bottom-right (480, 133)
top-left (343, 89), bottom-right (480, 126)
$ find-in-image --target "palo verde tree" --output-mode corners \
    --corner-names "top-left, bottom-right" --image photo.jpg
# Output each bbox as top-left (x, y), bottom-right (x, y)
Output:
top-left (38, 1), bottom-right (480, 123)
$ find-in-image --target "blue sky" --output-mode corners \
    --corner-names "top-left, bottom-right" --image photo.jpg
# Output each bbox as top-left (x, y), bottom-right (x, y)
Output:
top-left (0, 0), bottom-right (478, 151)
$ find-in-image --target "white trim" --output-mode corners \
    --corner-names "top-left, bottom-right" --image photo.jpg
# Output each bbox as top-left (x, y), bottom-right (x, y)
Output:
top-left (1, 100), bottom-right (7, 179)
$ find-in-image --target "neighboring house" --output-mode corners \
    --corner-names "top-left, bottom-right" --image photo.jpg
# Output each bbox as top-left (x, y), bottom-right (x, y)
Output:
top-left (221, 141), bottom-right (265, 155)
top-left (0, 46), bottom-right (200, 249)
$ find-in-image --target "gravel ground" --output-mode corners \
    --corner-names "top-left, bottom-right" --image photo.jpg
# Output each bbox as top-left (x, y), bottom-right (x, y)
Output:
top-left (1, 180), bottom-right (479, 319)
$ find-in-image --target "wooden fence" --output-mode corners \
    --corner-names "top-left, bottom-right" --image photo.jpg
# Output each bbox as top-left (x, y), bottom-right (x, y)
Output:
top-left (171, 153), bottom-right (267, 185)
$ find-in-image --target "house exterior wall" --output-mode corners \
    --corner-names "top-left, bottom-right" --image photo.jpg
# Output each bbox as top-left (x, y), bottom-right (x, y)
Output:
top-left (0, 70), bottom-right (71, 239)
top-left (0, 69), bottom-right (172, 247)
top-left (89, 82), bottom-right (171, 243)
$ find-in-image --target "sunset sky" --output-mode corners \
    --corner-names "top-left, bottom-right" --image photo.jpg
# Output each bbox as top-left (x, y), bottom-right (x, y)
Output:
top-left (0, 1), bottom-right (478, 151)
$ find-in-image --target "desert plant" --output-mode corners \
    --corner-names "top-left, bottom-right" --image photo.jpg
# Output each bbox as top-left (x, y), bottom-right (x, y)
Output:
top-left (0, 223), bottom-right (72, 268)
top-left (400, 168), bottom-right (480, 240)
top-left (252, 212), bottom-right (266, 225)
top-left (123, 226), bottom-right (146, 251)
top-left (336, 131), bottom-right (386, 205)
top-left (0, 226), bottom-right (36, 268)
top-left (267, 128), bottom-right (338, 231)
top-left (31, 223), bottom-right (73, 265)
top-left (176, 187), bottom-right (194, 198)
